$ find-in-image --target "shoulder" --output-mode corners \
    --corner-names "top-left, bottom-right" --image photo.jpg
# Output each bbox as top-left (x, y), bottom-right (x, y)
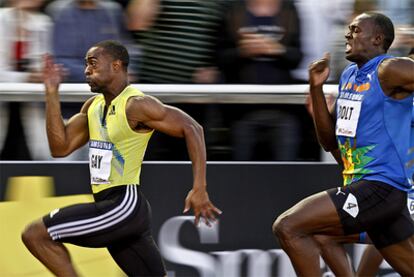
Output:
top-left (380, 57), bottom-right (414, 69)
top-left (126, 94), bottom-right (163, 110)
top-left (27, 12), bottom-right (53, 27)
top-left (378, 57), bottom-right (414, 78)
top-left (99, 0), bottom-right (124, 12)
top-left (45, 0), bottom-right (74, 19)
top-left (81, 95), bottom-right (99, 114)
top-left (378, 57), bottom-right (414, 96)
top-left (340, 63), bottom-right (356, 77)
top-left (126, 95), bottom-right (166, 120)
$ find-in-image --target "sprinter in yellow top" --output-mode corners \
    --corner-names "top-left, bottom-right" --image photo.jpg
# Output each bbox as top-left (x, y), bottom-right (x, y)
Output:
top-left (87, 86), bottom-right (153, 193)
top-left (22, 40), bottom-right (221, 277)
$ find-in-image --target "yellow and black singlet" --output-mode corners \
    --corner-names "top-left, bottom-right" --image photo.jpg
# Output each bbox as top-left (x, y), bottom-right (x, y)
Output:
top-left (87, 85), bottom-right (153, 194)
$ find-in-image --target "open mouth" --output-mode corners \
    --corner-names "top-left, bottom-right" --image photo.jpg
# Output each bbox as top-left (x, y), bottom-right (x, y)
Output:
top-left (345, 43), bottom-right (352, 53)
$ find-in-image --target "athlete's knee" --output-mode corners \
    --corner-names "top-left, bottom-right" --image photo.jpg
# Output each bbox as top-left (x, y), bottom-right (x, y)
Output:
top-left (272, 213), bottom-right (296, 240)
top-left (22, 220), bottom-right (49, 248)
top-left (313, 235), bottom-right (333, 249)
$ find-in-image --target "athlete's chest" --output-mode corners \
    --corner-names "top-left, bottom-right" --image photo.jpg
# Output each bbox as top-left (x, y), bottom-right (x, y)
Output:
top-left (92, 101), bottom-right (126, 142)
top-left (336, 70), bottom-right (382, 138)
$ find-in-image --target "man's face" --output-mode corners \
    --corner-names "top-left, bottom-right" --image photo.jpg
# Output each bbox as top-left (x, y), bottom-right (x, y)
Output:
top-left (84, 47), bottom-right (114, 93)
top-left (344, 15), bottom-right (378, 62)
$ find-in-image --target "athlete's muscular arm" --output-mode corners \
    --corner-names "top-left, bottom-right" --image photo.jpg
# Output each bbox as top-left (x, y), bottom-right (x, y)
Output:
top-left (308, 53), bottom-right (338, 152)
top-left (43, 55), bottom-right (91, 157)
top-left (306, 93), bottom-right (343, 166)
top-left (379, 57), bottom-right (414, 99)
top-left (126, 95), bottom-right (222, 226)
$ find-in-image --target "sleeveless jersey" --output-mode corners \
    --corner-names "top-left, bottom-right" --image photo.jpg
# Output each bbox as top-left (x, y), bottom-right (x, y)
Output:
top-left (87, 86), bottom-right (153, 193)
top-left (408, 102), bottom-right (414, 185)
top-left (336, 54), bottom-right (413, 191)
top-left (408, 104), bottom-right (414, 215)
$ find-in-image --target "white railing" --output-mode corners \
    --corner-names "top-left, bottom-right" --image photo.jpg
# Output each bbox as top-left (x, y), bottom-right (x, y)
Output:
top-left (0, 83), bottom-right (338, 104)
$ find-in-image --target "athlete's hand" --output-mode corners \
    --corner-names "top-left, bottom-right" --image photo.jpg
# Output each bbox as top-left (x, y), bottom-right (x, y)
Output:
top-left (183, 187), bottom-right (222, 227)
top-left (43, 54), bottom-right (65, 94)
top-left (309, 53), bottom-right (331, 88)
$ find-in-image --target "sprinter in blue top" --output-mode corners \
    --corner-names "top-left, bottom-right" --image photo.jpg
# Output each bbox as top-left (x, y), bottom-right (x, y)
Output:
top-left (313, 101), bottom-right (414, 277)
top-left (272, 12), bottom-right (414, 276)
top-left (337, 54), bottom-right (412, 190)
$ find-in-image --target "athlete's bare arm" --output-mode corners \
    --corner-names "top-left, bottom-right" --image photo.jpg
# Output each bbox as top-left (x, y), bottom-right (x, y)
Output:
top-left (379, 57), bottom-right (414, 99)
top-left (43, 55), bottom-right (91, 157)
top-left (126, 95), bottom-right (222, 226)
top-left (308, 53), bottom-right (338, 152)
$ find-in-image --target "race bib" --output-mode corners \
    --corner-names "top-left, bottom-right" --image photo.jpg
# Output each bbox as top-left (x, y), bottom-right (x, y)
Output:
top-left (336, 99), bottom-right (362, 137)
top-left (89, 140), bottom-right (113, 184)
top-left (408, 197), bottom-right (414, 216)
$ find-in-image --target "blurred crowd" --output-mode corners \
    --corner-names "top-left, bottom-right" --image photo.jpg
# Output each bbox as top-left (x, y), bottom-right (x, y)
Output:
top-left (0, 0), bottom-right (413, 161)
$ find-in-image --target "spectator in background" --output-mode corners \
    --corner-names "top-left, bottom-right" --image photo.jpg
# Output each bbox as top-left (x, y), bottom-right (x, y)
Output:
top-left (217, 0), bottom-right (302, 84)
top-left (376, 0), bottom-right (414, 57)
top-left (127, 0), bottom-right (224, 83)
top-left (217, 0), bottom-right (303, 161)
top-left (113, 0), bottom-right (130, 9)
top-left (292, 0), bottom-right (355, 83)
top-left (47, 0), bottom-right (131, 83)
top-left (126, 0), bottom-right (226, 160)
top-left (0, 0), bottom-right (52, 160)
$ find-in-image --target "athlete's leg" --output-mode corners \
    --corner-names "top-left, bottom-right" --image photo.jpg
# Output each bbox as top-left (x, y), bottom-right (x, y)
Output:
top-left (107, 194), bottom-right (166, 276)
top-left (272, 191), bottom-right (345, 276)
top-left (356, 245), bottom-right (383, 277)
top-left (108, 233), bottom-right (166, 277)
top-left (314, 234), bottom-right (359, 277)
top-left (377, 235), bottom-right (414, 276)
top-left (366, 194), bottom-right (414, 276)
top-left (22, 185), bottom-right (137, 276)
top-left (22, 219), bottom-right (78, 277)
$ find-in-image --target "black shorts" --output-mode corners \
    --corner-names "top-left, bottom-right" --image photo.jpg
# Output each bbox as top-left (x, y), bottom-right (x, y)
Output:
top-left (43, 184), bottom-right (166, 276)
top-left (327, 179), bottom-right (414, 249)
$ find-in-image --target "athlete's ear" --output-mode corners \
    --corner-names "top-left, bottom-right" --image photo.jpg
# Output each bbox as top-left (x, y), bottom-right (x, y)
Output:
top-left (112, 60), bottom-right (122, 72)
top-left (373, 32), bottom-right (384, 48)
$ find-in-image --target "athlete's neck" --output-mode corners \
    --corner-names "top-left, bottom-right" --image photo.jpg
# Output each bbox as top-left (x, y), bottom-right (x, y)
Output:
top-left (351, 51), bottom-right (386, 68)
top-left (102, 79), bottom-right (129, 105)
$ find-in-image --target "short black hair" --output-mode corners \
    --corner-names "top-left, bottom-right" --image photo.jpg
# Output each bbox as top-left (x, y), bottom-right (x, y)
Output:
top-left (364, 12), bottom-right (395, 52)
top-left (93, 40), bottom-right (129, 70)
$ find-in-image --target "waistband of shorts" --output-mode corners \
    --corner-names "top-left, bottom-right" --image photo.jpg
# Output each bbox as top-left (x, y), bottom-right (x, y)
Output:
top-left (351, 179), bottom-right (406, 193)
top-left (93, 184), bottom-right (140, 202)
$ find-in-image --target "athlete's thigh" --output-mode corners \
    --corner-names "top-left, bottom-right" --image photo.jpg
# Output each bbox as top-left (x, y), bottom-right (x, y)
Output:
top-left (280, 190), bottom-right (344, 235)
top-left (108, 233), bottom-right (166, 277)
top-left (43, 201), bottom-right (126, 247)
top-left (378, 235), bottom-right (414, 275)
top-left (330, 180), bottom-right (410, 236)
top-left (43, 185), bottom-right (143, 248)
top-left (367, 202), bottom-right (414, 249)
top-left (43, 201), bottom-right (108, 245)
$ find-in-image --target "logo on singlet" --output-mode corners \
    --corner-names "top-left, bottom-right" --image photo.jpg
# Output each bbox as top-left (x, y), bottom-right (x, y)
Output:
top-left (108, 105), bottom-right (116, 115)
top-left (342, 193), bottom-right (359, 218)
